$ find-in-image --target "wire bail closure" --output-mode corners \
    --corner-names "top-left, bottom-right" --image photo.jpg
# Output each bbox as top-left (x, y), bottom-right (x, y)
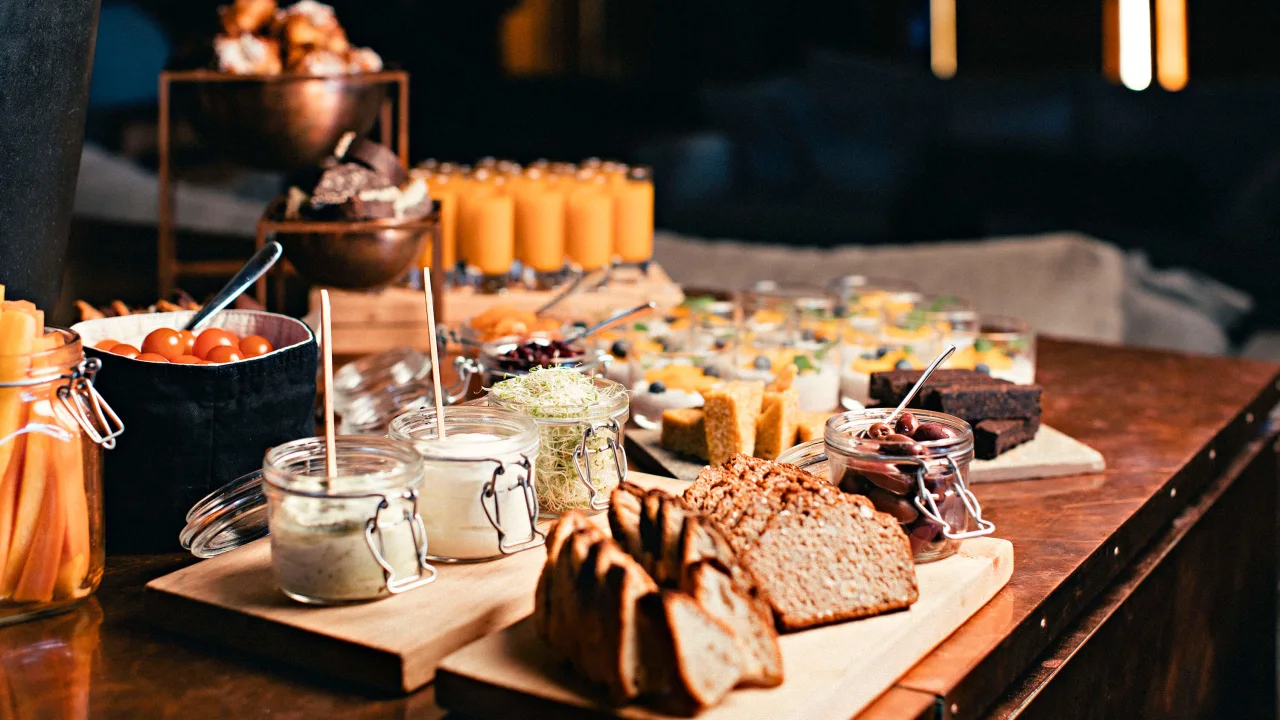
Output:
top-left (57, 357), bottom-right (125, 450)
top-left (574, 417), bottom-right (626, 511)
top-left (364, 488), bottom-right (437, 594)
top-left (910, 456), bottom-right (995, 541)
top-left (480, 455), bottom-right (546, 555)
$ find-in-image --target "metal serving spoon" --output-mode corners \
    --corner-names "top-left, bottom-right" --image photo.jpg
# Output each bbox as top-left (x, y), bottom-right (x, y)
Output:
top-left (184, 242), bottom-right (284, 332)
top-left (882, 343), bottom-right (957, 428)
top-left (564, 301), bottom-right (657, 344)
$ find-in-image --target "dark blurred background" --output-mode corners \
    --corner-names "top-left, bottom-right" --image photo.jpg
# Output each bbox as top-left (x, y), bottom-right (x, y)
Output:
top-left (75, 0), bottom-right (1280, 347)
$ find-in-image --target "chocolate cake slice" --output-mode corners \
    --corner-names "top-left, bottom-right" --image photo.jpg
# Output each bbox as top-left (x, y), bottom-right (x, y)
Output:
top-left (974, 417), bottom-right (1041, 459)
top-left (921, 384), bottom-right (1042, 423)
top-left (869, 369), bottom-right (999, 405)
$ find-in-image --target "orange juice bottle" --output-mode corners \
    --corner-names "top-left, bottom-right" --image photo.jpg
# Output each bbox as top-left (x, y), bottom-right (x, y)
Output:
top-left (565, 176), bottom-right (613, 271)
top-left (470, 193), bottom-right (515, 278)
top-left (513, 175), bottom-right (565, 273)
top-left (611, 168), bottom-right (654, 264)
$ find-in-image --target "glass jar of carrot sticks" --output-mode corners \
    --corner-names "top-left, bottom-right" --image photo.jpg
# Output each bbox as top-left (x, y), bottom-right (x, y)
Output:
top-left (0, 295), bottom-right (123, 626)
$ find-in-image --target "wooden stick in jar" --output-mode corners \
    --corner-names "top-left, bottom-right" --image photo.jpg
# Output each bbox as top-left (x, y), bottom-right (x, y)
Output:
top-left (320, 289), bottom-right (337, 477)
top-left (422, 268), bottom-right (447, 441)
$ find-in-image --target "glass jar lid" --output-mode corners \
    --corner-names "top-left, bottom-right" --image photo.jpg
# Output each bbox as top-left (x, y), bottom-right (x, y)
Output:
top-left (179, 469), bottom-right (269, 558)
top-left (824, 408), bottom-right (974, 461)
top-left (332, 347), bottom-right (432, 413)
top-left (487, 373), bottom-right (629, 425)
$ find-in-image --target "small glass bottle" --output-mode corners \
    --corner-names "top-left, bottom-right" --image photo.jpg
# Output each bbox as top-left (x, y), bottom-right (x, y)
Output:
top-left (263, 436), bottom-right (434, 604)
top-left (389, 406), bottom-right (542, 562)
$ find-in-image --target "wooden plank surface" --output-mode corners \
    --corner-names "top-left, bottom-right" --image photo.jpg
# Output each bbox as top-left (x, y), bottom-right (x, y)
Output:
top-left (625, 424), bottom-right (1104, 485)
top-left (143, 474), bottom-right (690, 693)
top-left (435, 538), bottom-right (1013, 720)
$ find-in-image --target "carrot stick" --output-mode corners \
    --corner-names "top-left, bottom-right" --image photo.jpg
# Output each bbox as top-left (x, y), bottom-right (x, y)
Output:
top-left (11, 453), bottom-right (62, 602)
top-left (0, 416), bottom-right (26, 594)
top-left (0, 310), bottom-right (36, 494)
top-left (52, 406), bottom-right (88, 600)
top-left (2, 427), bottom-right (46, 596)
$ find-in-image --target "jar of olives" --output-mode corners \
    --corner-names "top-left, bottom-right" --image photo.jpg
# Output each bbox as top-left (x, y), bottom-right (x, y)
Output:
top-left (776, 408), bottom-right (994, 562)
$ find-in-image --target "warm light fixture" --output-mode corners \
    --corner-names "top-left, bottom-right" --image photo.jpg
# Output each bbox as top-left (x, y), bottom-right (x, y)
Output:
top-left (1118, 0), bottom-right (1152, 90)
top-left (1156, 0), bottom-right (1188, 90)
top-left (930, 0), bottom-right (957, 79)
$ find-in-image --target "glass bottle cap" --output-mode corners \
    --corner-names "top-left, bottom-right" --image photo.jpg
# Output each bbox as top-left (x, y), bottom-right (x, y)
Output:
top-left (179, 469), bottom-right (269, 558)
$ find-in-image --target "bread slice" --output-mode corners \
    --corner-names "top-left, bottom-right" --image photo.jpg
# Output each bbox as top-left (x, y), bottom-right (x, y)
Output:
top-left (687, 562), bottom-right (783, 688)
top-left (702, 381), bottom-right (765, 466)
top-left (637, 591), bottom-right (743, 715)
top-left (754, 388), bottom-right (799, 461)
top-left (661, 408), bottom-right (709, 460)
top-left (653, 491), bottom-right (693, 587)
top-left (743, 495), bottom-right (918, 631)
top-left (535, 511), bottom-right (594, 638)
top-left (608, 484), bottom-right (646, 563)
top-left (794, 410), bottom-right (832, 444)
top-left (547, 527), bottom-right (607, 663)
top-left (596, 547), bottom-right (659, 702)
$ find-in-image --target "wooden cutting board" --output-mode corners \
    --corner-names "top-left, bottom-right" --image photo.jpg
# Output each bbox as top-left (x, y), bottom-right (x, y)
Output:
top-left (435, 537), bottom-right (1013, 720)
top-left (143, 473), bottom-right (689, 694)
top-left (626, 423), bottom-right (1104, 485)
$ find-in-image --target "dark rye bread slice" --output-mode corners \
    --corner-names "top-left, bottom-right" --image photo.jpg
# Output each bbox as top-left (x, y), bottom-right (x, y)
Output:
top-left (637, 591), bottom-right (743, 716)
top-left (687, 562), bottom-right (783, 688)
top-left (742, 494), bottom-right (918, 632)
top-left (974, 416), bottom-right (1041, 459)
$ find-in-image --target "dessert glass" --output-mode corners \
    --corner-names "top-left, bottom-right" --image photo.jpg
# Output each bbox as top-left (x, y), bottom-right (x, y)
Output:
top-left (965, 315), bottom-right (1036, 385)
top-left (263, 436), bottom-right (434, 604)
top-left (777, 408), bottom-right (994, 563)
top-left (839, 318), bottom-right (938, 409)
top-left (888, 295), bottom-right (979, 366)
top-left (740, 285), bottom-right (842, 412)
top-left (389, 406), bottom-right (543, 562)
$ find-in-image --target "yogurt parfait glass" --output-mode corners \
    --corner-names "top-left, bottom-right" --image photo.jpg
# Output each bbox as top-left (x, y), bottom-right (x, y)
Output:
top-left (949, 315), bottom-right (1036, 385)
top-left (263, 436), bottom-right (435, 605)
top-left (888, 295), bottom-right (979, 368)
top-left (839, 317), bottom-right (938, 408)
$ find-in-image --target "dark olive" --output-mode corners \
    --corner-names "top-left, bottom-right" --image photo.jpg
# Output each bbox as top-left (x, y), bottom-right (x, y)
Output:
top-left (894, 411), bottom-right (920, 437)
top-left (865, 486), bottom-right (919, 524)
top-left (863, 470), bottom-right (913, 496)
top-left (866, 422), bottom-right (893, 439)
top-left (913, 422), bottom-right (960, 441)
top-left (879, 434), bottom-right (926, 456)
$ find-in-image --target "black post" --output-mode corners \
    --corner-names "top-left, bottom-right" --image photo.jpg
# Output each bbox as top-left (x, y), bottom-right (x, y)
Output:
top-left (0, 0), bottom-right (100, 310)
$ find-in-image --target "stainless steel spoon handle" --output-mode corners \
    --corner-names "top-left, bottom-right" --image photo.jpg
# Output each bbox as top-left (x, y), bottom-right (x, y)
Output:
top-left (535, 272), bottom-right (587, 315)
top-left (184, 242), bottom-right (284, 332)
top-left (885, 344), bottom-right (956, 426)
top-left (565, 301), bottom-right (657, 344)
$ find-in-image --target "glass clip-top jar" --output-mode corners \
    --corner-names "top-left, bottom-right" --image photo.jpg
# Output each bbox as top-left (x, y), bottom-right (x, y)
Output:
top-left (389, 405), bottom-right (545, 562)
top-left (778, 408), bottom-right (994, 562)
top-left (264, 436), bottom-right (436, 604)
top-left (0, 328), bottom-right (124, 627)
top-left (487, 372), bottom-right (629, 516)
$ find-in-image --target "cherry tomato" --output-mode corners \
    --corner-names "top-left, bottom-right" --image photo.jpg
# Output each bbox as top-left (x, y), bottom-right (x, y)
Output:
top-left (177, 330), bottom-right (197, 355)
top-left (192, 328), bottom-right (238, 360)
top-left (205, 345), bottom-right (244, 364)
top-left (238, 335), bottom-right (274, 358)
top-left (141, 328), bottom-right (186, 360)
top-left (170, 355), bottom-right (206, 365)
top-left (110, 344), bottom-right (141, 359)
top-left (94, 339), bottom-right (119, 351)
top-left (135, 353), bottom-right (170, 363)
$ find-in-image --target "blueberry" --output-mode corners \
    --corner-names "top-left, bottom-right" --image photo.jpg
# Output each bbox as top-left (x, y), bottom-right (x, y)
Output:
top-left (610, 340), bottom-right (629, 358)
top-left (704, 366), bottom-right (721, 378)
top-left (894, 359), bottom-right (912, 370)
top-left (876, 346), bottom-right (890, 358)
top-left (753, 355), bottom-right (772, 371)
top-left (801, 328), bottom-right (816, 342)
top-left (713, 338), bottom-right (727, 350)
top-left (833, 303), bottom-right (849, 317)
top-left (974, 363), bottom-right (991, 375)
top-left (860, 352), bottom-right (877, 360)
top-left (649, 381), bottom-right (667, 394)
top-left (573, 320), bottom-right (588, 329)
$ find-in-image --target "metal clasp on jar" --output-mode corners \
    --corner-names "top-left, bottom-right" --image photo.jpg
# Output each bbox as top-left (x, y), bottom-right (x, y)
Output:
top-left (57, 357), bottom-right (125, 449)
top-left (903, 455), bottom-right (995, 541)
top-left (364, 488), bottom-right (437, 594)
top-left (480, 455), bottom-right (546, 555)
top-left (573, 417), bottom-right (627, 511)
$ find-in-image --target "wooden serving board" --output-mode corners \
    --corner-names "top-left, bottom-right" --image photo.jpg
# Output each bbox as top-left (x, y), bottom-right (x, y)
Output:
top-left (435, 537), bottom-right (1013, 720)
top-left (626, 423), bottom-right (1104, 485)
top-left (144, 474), bottom-right (687, 694)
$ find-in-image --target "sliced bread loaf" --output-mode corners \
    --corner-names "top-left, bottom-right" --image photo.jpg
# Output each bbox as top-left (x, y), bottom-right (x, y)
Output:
top-left (687, 561), bottom-right (783, 688)
top-left (638, 590), bottom-right (743, 715)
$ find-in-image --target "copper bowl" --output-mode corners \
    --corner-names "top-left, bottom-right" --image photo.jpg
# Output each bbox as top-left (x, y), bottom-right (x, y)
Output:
top-left (279, 218), bottom-right (431, 290)
top-left (195, 74), bottom-right (386, 170)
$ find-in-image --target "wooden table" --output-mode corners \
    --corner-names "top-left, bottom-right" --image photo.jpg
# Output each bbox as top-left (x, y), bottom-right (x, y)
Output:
top-left (2, 339), bottom-right (1277, 719)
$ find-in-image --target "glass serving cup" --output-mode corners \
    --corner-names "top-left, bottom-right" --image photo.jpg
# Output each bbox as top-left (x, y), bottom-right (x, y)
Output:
top-left (828, 275), bottom-right (920, 320)
top-left (487, 376), bottom-right (629, 516)
top-left (0, 328), bottom-right (122, 626)
top-left (738, 285), bottom-right (842, 412)
top-left (777, 408), bottom-right (994, 563)
top-left (888, 295), bottom-right (979, 367)
top-left (263, 436), bottom-right (434, 604)
top-left (388, 406), bottom-right (543, 562)
top-left (840, 318), bottom-right (939, 408)
top-left (961, 315), bottom-right (1036, 385)
top-left (332, 348), bottom-right (467, 414)
top-left (339, 380), bottom-right (433, 436)
top-left (455, 335), bottom-right (612, 389)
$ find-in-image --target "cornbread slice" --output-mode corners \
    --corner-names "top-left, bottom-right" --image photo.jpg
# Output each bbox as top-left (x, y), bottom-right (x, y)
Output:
top-left (660, 408), bottom-right (708, 460)
top-left (702, 381), bottom-right (765, 466)
top-left (794, 411), bottom-right (833, 444)
top-left (754, 388), bottom-right (799, 461)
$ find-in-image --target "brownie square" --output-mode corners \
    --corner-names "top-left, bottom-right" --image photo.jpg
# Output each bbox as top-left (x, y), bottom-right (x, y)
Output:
top-left (974, 417), bottom-right (1041, 459)
top-left (869, 369), bottom-right (999, 405)
top-left (921, 384), bottom-right (1043, 423)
